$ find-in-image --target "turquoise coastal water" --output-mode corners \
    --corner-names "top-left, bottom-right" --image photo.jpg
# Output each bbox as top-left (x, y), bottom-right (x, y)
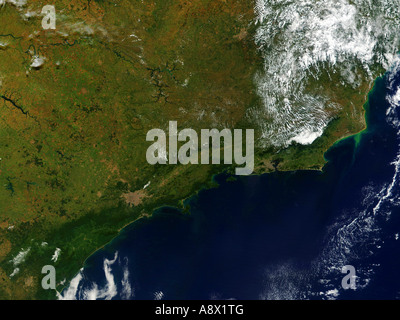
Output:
top-left (60, 71), bottom-right (400, 300)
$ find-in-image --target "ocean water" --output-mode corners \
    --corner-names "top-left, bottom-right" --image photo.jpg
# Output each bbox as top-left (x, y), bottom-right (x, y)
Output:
top-left (60, 66), bottom-right (400, 300)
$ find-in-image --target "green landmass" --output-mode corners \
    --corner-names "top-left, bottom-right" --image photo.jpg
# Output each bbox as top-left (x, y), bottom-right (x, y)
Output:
top-left (0, 0), bottom-right (371, 299)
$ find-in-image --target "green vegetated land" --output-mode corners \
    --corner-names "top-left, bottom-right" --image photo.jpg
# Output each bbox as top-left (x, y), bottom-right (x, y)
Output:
top-left (0, 0), bottom-right (369, 299)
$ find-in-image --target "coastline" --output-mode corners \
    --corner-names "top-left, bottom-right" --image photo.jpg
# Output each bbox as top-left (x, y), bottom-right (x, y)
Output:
top-left (57, 78), bottom-right (378, 299)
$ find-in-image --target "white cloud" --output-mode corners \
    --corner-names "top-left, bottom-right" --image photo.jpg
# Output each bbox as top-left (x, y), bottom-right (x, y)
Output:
top-left (120, 259), bottom-right (133, 300)
top-left (51, 248), bottom-right (61, 263)
top-left (58, 252), bottom-right (132, 300)
top-left (288, 128), bottom-right (324, 145)
top-left (30, 56), bottom-right (45, 68)
top-left (252, 0), bottom-right (400, 147)
top-left (9, 268), bottom-right (20, 278)
top-left (6, 0), bottom-right (27, 7)
top-left (154, 291), bottom-right (164, 300)
top-left (57, 270), bottom-right (83, 300)
top-left (11, 248), bottom-right (30, 267)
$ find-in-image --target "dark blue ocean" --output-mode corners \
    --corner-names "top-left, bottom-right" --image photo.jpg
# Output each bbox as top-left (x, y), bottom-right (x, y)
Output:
top-left (60, 67), bottom-right (400, 300)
